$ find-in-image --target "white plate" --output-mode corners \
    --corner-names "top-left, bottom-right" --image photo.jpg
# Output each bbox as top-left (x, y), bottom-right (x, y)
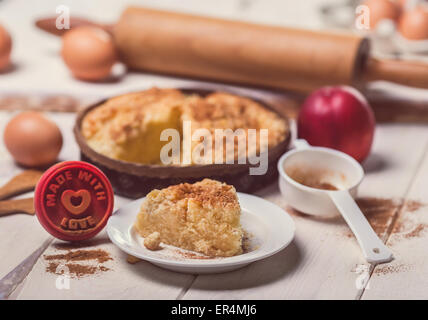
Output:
top-left (107, 193), bottom-right (295, 274)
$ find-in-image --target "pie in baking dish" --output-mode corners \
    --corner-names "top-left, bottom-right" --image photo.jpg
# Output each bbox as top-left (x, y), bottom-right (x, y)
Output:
top-left (134, 179), bottom-right (243, 257)
top-left (81, 87), bottom-right (288, 165)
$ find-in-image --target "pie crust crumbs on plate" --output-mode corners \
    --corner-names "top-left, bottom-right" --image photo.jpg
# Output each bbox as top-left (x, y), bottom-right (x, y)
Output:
top-left (134, 179), bottom-right (243, 257)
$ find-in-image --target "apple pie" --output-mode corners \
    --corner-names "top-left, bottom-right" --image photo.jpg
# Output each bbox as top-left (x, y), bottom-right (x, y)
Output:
top-left (81, 87), bottom-right (288, 165)
top-left (134, 179), bottom-right (243, 257)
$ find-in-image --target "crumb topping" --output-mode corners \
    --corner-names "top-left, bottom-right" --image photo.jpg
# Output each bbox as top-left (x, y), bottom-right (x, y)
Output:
top-left (144, 231), bottom-right (161, 251)
top-left (167, 179), bottom-right (239, 209)
top-left (82, 87), bottom-right (288, 165)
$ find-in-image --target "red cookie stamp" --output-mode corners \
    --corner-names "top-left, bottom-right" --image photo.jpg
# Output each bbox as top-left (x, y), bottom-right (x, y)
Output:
top-left (34, 161), bottom-right (114, 241)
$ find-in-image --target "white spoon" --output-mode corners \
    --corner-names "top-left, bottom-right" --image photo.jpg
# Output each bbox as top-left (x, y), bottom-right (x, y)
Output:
top-left (278, 139), bottom-right (393, 264)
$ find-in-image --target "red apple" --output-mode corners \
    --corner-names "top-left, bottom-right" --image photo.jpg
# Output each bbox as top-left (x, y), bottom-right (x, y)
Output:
top-left (297, 86), bottom-right (375, 162)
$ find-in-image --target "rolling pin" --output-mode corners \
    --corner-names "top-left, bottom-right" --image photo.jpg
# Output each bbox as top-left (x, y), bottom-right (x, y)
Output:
top-left (36, 6), bottom-right (428, 92)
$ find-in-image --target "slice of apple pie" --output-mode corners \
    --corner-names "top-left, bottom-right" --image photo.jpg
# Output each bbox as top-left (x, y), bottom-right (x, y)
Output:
top-left (134, 179), bottom-right (243, 257)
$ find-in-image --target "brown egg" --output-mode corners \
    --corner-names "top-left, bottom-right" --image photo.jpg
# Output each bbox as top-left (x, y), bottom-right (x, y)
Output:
top-left (61, 26), bottom-right (117, 81)
top-left (4, 112), bottom-right (63, 167)
top-left (0, 24), bottom-right (12, 71)
top-left (399, 6), bottom-right (428, 39)
top-left (362, 0), bottom-right (401, 29)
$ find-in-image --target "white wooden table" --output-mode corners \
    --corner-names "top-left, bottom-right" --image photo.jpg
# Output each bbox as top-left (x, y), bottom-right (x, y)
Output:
top-left (1, 0), bottom-right (428, 300)
top-left (1, 113), bottom-right (428, 300)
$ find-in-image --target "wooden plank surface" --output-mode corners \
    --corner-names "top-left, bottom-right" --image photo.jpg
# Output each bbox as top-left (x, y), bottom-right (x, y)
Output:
top-left (1, 117), bottom-right (427, 299)
top-left (362, 136), bottom-right (428, 299)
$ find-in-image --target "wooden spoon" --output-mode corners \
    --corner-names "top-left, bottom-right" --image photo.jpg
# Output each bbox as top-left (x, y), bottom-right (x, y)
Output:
top-left (0, 170), bottom-right (43, 201)
top-left (0, 198), bottom-right (35, 216)
top-left (35, 17), bottom-right (113, 36)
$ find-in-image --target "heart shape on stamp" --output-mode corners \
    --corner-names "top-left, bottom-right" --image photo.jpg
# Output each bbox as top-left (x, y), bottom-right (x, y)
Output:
top-left (61, 189), bottom-right (91, 215)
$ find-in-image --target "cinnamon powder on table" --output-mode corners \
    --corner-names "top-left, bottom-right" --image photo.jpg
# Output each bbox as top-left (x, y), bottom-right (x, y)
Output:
top-left (44, 248), bottom-right (113, 278)
top-left (44, 249), bottom-right (112, 264)
top-left (391, 199), bottom-right (427, 240)
top-left (354, 198), bottom-right (426, 239)
top-left (288, 197), bottom-right (425, 277)
top-left (287, 197), bottom-right (399, 236)
top-left (405, 224), bottom-right (428, 238)
top-left (287, 197), bottom-right (426, 240)
top-left (374, 264), bottom-right (411, 276)
top-left (46, 262), bottom-right (100, 277)
top-left (355, 197), bottom-right (400, 236)
top-left (393, 221), bottom-right (428, 240)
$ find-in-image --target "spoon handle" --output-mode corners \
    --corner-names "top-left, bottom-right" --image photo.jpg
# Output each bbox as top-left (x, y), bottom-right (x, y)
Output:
top-left (293, 139), bottom-right (310, 150)
top-left (329, 190), bottom-right (393, 264)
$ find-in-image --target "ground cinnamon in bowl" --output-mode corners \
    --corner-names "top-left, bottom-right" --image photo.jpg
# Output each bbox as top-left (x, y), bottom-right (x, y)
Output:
top-left (300, 181), bottom-right (338, 191)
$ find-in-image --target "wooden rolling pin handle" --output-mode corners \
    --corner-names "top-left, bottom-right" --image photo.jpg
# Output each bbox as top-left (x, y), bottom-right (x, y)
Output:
top-left (363, 58), bottom-right (428, 90)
